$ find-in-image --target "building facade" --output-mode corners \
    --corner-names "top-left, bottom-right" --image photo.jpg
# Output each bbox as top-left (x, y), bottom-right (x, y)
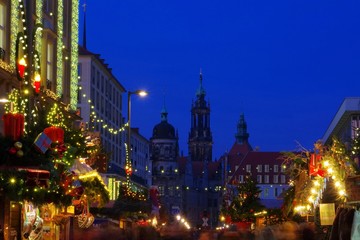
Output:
top-left (224, 114), bottom-right (290, 209)
top-left (130, 127), bottom-right (151, 187)
top-left (322, 97), bottom-right (360, 145)
top-left (0, 1), bottom-right (80, 239)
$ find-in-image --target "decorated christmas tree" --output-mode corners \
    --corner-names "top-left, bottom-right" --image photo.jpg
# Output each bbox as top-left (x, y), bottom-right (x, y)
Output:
top-left (222, 173), bottom-right (264, 222)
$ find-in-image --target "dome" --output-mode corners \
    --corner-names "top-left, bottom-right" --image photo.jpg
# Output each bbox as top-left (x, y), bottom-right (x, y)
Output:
top-left (152, 121), bottom-right (176, 139)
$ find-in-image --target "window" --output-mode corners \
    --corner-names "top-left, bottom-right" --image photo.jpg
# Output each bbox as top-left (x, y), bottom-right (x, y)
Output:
top-left (46, 42), bottom-right (54, 90)
top-left (78, 63), bottom-right (82, 80)
top-left (257, 165), bottom-right (262, 173)
top-left (239, 175), bottom-right (244, 183)
top-left (43, 0), bottom-right (54, 15)
top-left (77, 87), bottom-right (81, 103)
top-left (281, 175), bottom-right (286, 184)
top-left (257, 175), bottom-right (262, 183)
top-left (246, 164), bottom-right (251, 172)
top-left (0, 3), bottom-right (6, 60)
top-left (352, 115), bottom-right (360, 139)
top-left (274, 165), bottom-right (279, 172)
top-left (264, 165), bottom-right (269, 172)
top-left (264, 175), bottom-right (269, 183)
top-left (281, 165), bottom-right (286, 172)
top-left (158, 186), bottom-right (164, 196)
top-left (168, 186), bottom-right (174, 196)
top-left (273, 175), bottom-right (278, 183)
top-left (274, 188), bottom-right (278, 197)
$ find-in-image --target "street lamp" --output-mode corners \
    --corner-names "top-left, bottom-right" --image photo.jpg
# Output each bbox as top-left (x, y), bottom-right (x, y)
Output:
top-left (125, 90), bottom-right (147, 189)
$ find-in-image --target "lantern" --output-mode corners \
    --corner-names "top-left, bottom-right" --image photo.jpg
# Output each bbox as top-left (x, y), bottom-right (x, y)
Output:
top-left (34, 73), bottom-right (41, 94)
top-left (17, 57), bottom-right (26, 79)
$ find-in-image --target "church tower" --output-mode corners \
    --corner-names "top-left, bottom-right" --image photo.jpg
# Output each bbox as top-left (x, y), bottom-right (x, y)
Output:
top-left (235, 113), bottom-right (250, 144)
top-left (188, 71), bottom-right (213, 162)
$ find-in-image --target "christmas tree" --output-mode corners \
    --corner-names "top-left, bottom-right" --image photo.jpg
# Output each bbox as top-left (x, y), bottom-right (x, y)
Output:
top-left (222, 173), bottom-right (264, 222)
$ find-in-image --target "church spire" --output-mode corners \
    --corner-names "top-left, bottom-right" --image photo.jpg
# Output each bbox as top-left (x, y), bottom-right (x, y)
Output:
top-left (82, 1), bottom-right (87, 49)
top-left (161, 95), bottom-right (168, 122)
top-left (196, 69), bottom-right (206, 97)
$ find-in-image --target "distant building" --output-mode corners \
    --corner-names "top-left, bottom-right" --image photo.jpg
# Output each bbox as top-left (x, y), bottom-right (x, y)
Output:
top-left (77, 14), bottom-right (150, 200)
top-left (223, 114), bottom-right (290, 209)
top-left (322, 97), bottom-right (360, 145)
top-left (131, 127), bottom-right (151, 187)
top-left (151, 72), bottom-right (222, 227)
top-left (150, 103), bottom-right (183, 221)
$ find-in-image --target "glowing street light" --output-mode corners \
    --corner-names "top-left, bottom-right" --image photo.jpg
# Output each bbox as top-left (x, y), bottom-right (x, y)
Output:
top-left (125, 89), bottom-right (148, 188)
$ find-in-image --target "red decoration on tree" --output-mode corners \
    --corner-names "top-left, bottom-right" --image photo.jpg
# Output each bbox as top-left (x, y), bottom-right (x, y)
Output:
top-left (44, 126), bottom-right (64, 143)
top-left (309, 153), bottom-right (326, 177)
top-left (3, 113), bottom-right (24, 140)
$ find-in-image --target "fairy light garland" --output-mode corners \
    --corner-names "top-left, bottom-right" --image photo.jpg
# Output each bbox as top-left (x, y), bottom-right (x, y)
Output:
top-left (70, 0), bottom-right (79, 110)
top-left (10, 0), bottom-right (20, 68)
top-left (56, 0), bottom-right (64, 97)
top-left (80, 90), bottom-right (127, 134)
top-left (47, 103), bottom-right (66, 128)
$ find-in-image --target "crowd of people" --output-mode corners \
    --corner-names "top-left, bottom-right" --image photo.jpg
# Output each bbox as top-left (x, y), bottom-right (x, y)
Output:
top-left (195, 221), bottom-right (317, 240)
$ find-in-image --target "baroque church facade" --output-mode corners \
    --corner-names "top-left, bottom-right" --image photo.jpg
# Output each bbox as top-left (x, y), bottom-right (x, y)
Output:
top-left (150, 72), bottom-right (223, 228)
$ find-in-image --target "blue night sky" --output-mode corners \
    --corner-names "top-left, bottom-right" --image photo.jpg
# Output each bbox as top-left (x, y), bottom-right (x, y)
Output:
top-left (80, 0), bottom-right (360, 160)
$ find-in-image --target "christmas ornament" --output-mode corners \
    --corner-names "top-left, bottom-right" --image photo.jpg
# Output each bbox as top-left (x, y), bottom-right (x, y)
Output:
top-left (9, 147), bottom-right (17, 155)
top-left (14, 141), bottom-right (23, 149)
top-left (16, 149), bottom-right (24, 157)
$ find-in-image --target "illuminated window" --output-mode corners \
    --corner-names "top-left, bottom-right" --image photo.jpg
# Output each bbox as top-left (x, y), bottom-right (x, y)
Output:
top-left (257, 164), bottom-right (262, 172)
top-left (274, 165), bottom-right (279, 172)
top-left (246, 164), bottom-right (251, 172)
top-left (46, 42), bottom-right (54, 90)
top-left (0, 3), bottom-right (6, 60)
top-left (264, 165), bottom-right (269, 172)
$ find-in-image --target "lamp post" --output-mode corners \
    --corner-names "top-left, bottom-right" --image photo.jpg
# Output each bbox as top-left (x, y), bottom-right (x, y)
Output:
top-left (125, 90), bottom-right (147, 190)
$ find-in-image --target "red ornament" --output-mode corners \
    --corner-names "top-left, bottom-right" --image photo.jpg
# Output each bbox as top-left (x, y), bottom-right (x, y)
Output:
top-left (9, 147), bottom-right (17, 155)
top-left (3, 113), bottom-right (24, 140)
top-left (44, 126), bottom-right (64, 143)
